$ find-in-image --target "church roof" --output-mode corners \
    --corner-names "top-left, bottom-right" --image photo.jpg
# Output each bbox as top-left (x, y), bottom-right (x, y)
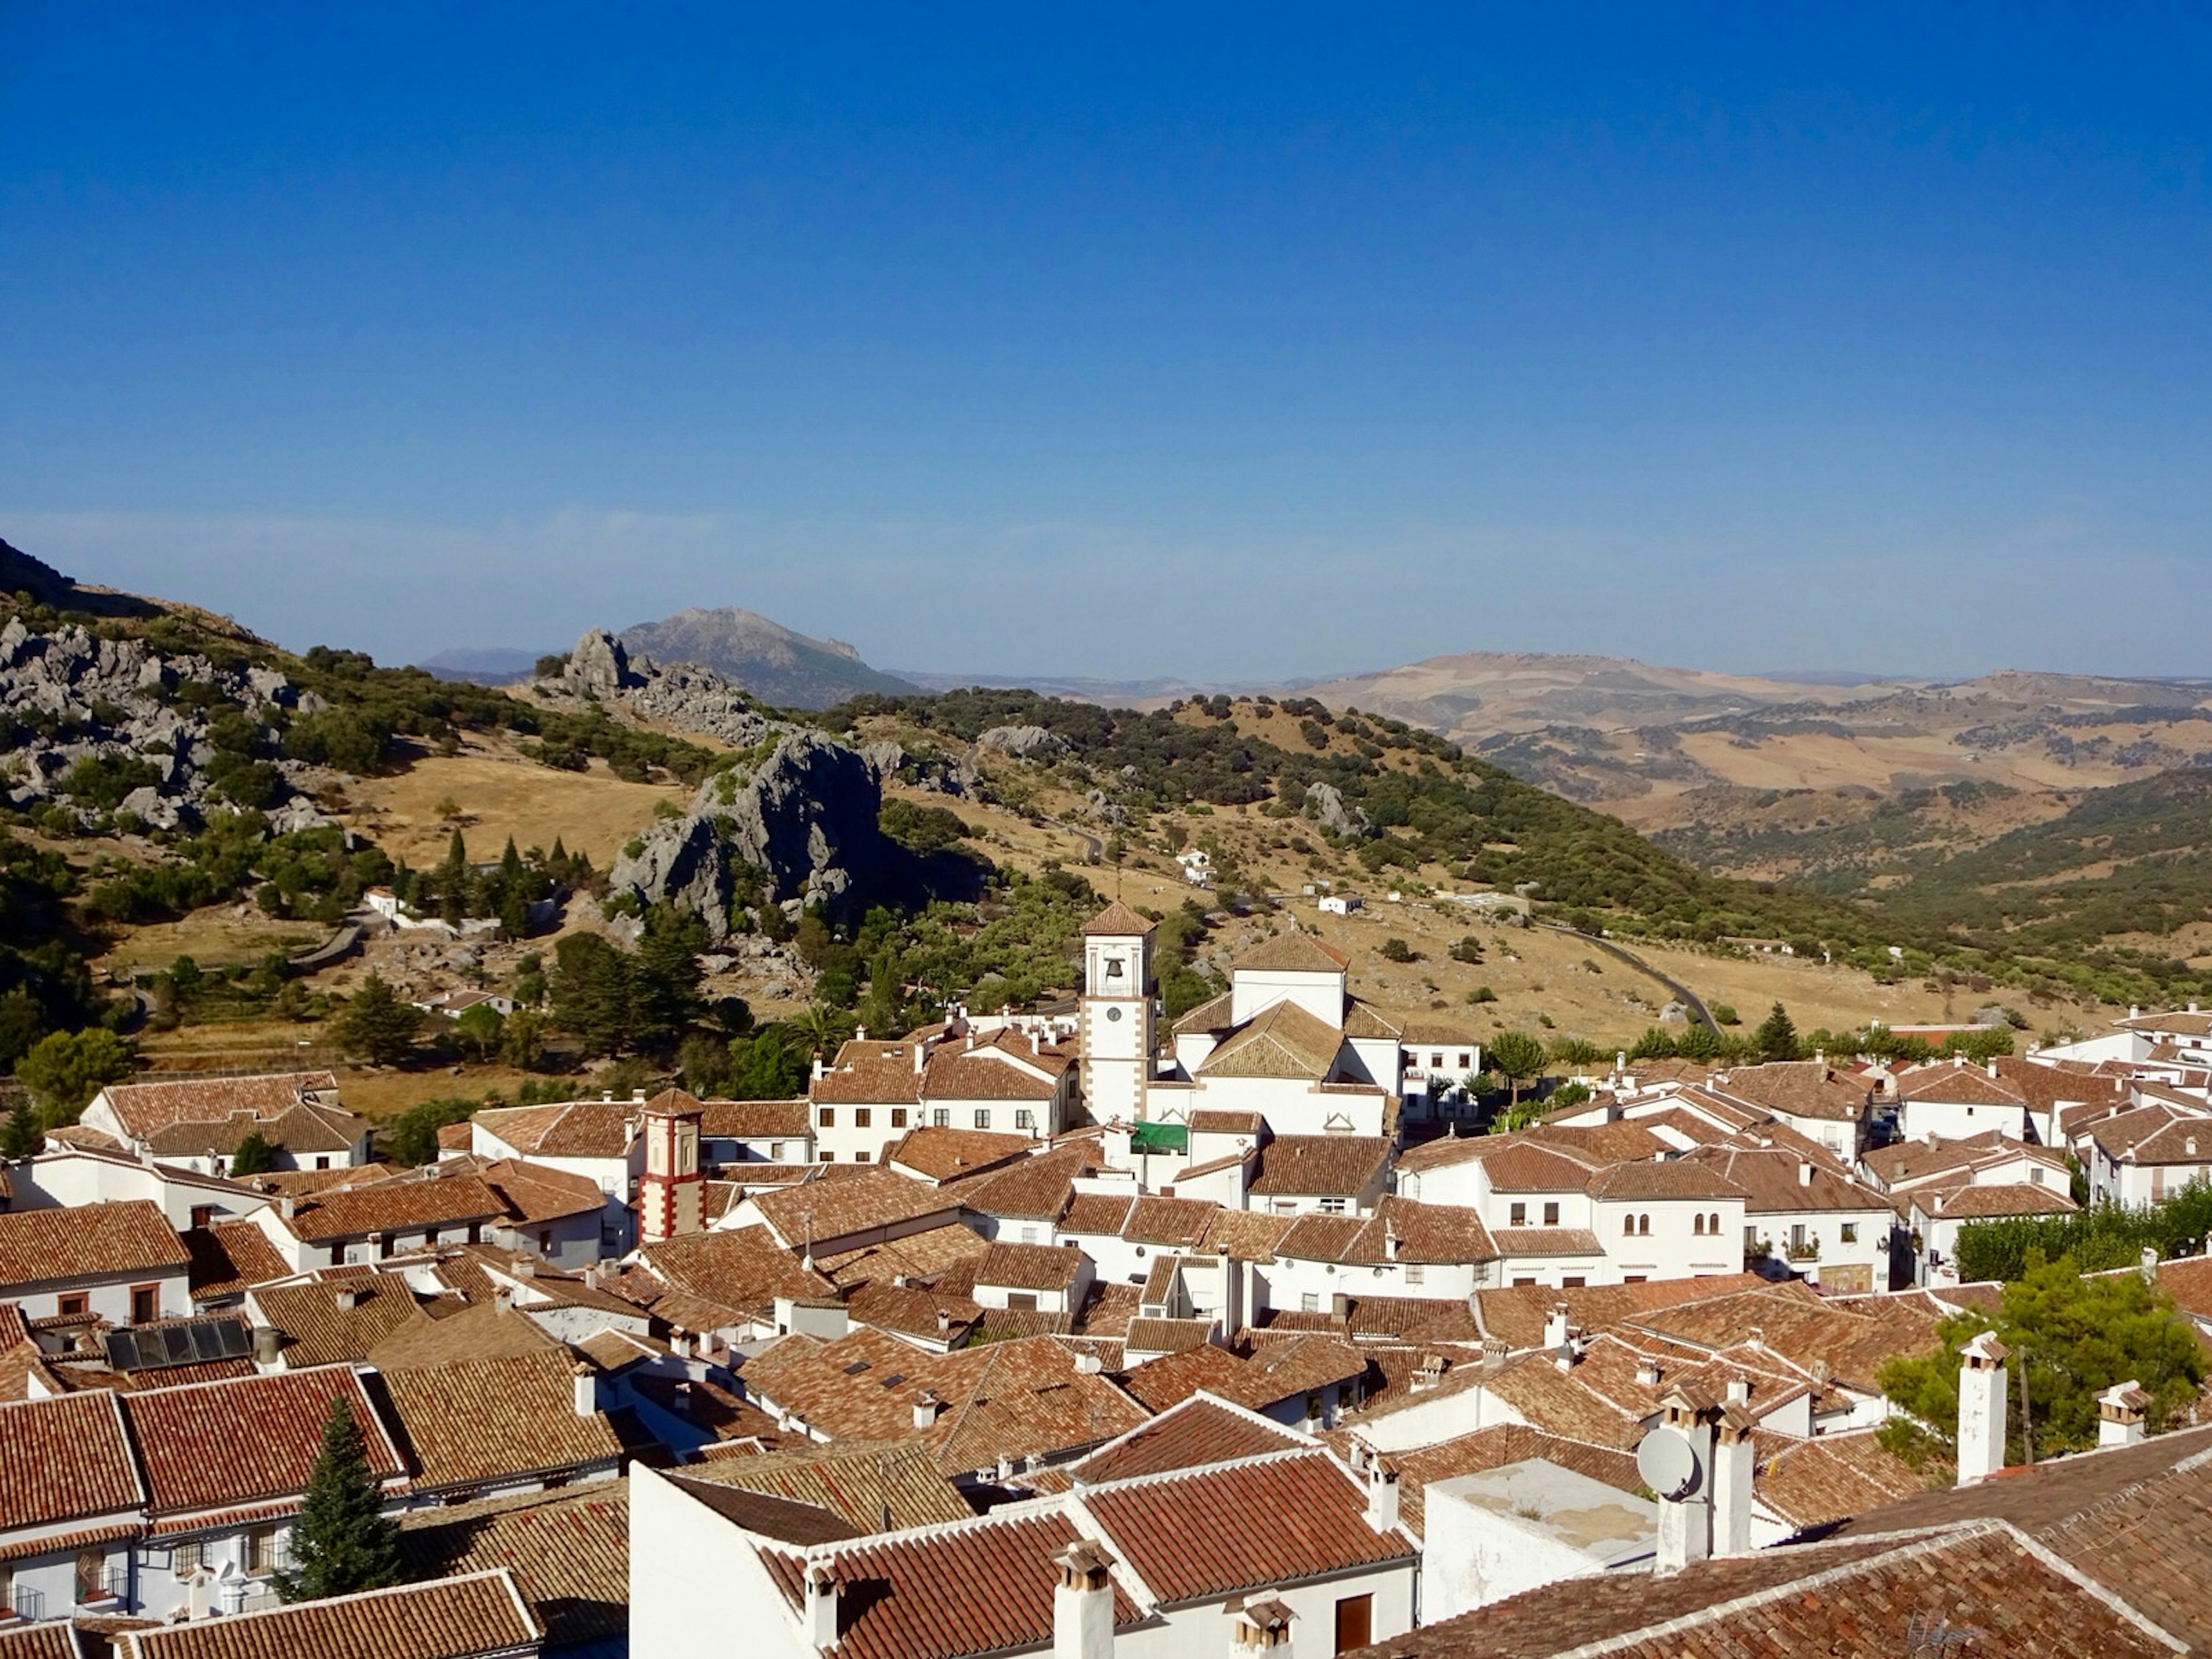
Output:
top-left (1082, 901), bottom-right (1157, 938)
top-left (1230, 933), bottom-right (1350, 975)
top-left (1197, 1001), bottom-right (1344, 1081)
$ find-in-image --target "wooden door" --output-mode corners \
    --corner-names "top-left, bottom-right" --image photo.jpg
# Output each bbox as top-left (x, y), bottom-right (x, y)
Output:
top-left (1334, 1592), bottom-right (1373, 1653)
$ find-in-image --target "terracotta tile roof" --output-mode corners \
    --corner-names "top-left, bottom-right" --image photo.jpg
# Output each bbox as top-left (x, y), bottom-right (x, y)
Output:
top-left (1581, 1157), bottom-right (1747, 1202)
top-left (1249, 1135), bottom-right (1390, 1198)
top-left (279, 1173), bottom-right (505, 1243)
top-left (1400, 1134), bottom-right (1596, 1185)
top-left (1185, 1109), bottom-right (1264, 1135)
top-left (1123, 1194), bottom-right (1220, 1248)
top-left (1895, 1058), bottom-right (2032, 1107)
top-left (1915, 1181), bottom-right (2080, 1218)
top-left (1199, 1208), bottom-right (1299, 1263)
top-left (1994, 1056), bottom-right (2109, 1110)
top-left (1863, 1130), bottom-right (2063, 1187)
top-left (141, 1100), bottom-right (363, 1158)
top-left (1119, 1343), bottom-right (1254, 1411)
top-left (1374, 1422), bottom-right (1641, 1538)
top-left (1706, 1059), bottom-right (1872, 1123)
top-left (374, 1351), bottom-right (621, 1493)
top-left (1469, 1275), bottom-right (1768, 1350)
top-left (397, 1485), bottom-right (627, 1652)
top-left (1077, 1281), bottom-right (1143, 1339)
top-left (2119, 1009), bottom-right (2212, 1036)
top-left (461, 1157), bottom-right (607, 1224)
top-left (930, 1336), bottom-right (1149, 1475)
top-left (1197, 1000), bottom-right (1344, 1081)
top-left (809, 1041), bottom-right (925, 1106)
top-left (114, 1568), bottom-right (541, 1659)
top-left (0, 1518), bottom-right (142, 1565)
top-left (1624, 1282), bottom-right (1945, 1393)
top-left (1680, 1143), bottom-right (1893, 1214)
top-left (1124, 1317), bottom-right (1217, 1357)
top-left (630, 1226), bottom-right (829, 1318)
top-left (1083, 899), bottom-right (1157, 937)
top-left (1279, 1196), bottom-right (1497, 1267)
top-left (1172, 991), bottom-right (1237, 1035)
top-left (1492, 1227), bottom-right (1606, 1256)
top-left (813, 1220), bottom-right (991, 1291)
top-left (750, 1169), bottom-right (959, 1247)
top-left (698, 1097), bottom-right (812, 1138)
top-left (887, 1126), bottom-right (1037, 1180)
top-left (0, 1199), bottom-right (190, 1289)
top-left (183, 1220), bottom-right (292, 1302)
top-left (1757, 1430), bottom-right (1936, 1529)
top-left (122, 1366), bottom-right (405, 1516)
top-left (0, 1389), bottom-right (143, 1527)
top-left (369, 1298), bottom-right (559, 1370)
top-left (251, 1274), bottom-right (433, 1367)
top-left (1228, 1333), bottom-right (1369, 1406)
top-left (921, 1050), bottom-right (1058, 1103)
top-left (1074, 1394), bottom-right (1309, 1481)
top-left (468, 1099), bottom-right (637, 1159)
top-left (671, 1440), bottom-right (973, 1532)
top-left (1341, 998), bottom-right (1404, 1039)
top-left (0, 1625), bottom-right (84, 1659)
top-left (974, 1241), bottom-right (1086, 1291)
top-left (1083, 1449), bottom-right (1413, 1602)
top-left (844, 1282), bottom-right (981, 1342)
top-left (1353, 1523), bottom-right (2175, 1658)
top-left (760, 1509), bottom-right (1141, 1659)
top-left (1232, 931), bottom-right (1350, 974)
top-left (96, 1071), bottom-right (339, 1138)
top-left (1058, 1192), bottom-right (1137, 1236)
top-left (955, 1141), bottom-right (1098, 1221)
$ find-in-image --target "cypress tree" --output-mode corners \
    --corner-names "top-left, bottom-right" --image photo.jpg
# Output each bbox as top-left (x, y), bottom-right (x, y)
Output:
top-left (274, 1397), bottom-right (402, 1601)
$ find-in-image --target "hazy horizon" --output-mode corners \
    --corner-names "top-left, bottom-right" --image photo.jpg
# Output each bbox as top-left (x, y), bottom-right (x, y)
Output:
top-left (5, 7), bottom-right (2209, 682)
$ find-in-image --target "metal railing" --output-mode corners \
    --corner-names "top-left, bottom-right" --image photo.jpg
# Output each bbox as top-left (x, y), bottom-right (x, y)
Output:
top-left (7, 1588), bottom-right (46, 1623)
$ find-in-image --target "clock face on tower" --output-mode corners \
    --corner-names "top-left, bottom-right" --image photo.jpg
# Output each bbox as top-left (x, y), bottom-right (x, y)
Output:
top-left (1107, 1007), bottom-right (1123, 1022)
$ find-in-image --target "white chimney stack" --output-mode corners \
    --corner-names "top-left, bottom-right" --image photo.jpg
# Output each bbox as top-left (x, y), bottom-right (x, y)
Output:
top-left (1713, 1380), bottom-right (1756, 1559)
top-left (571, 1362), bottom-right (597, 1418)
top-left (1052, 1540), bottom-right (1116, 1659)
top-left (914, 1390), bottom-right (941, 1431)
top-left (2098, 1379), bottom-right (2148, 1448)
top-left (1797, 1161), bottom-right (1812, 1188)
top-left (1364, 1458), bottom-right (1400, 1534)
top-left (1957, 1332), bottom-right (2009, 1487)
top-left (1651, 1396), bottom-right (1716, 1577)
top-left (1543, 1302), bottom-right (1570, 1355)
top-left (803, 1563), bottom-right (839, 1648)
top-left (335, 1286), bottom-right (360, 1312)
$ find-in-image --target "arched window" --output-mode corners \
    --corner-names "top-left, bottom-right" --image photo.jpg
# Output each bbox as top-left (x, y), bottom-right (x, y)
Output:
top-left (1709, 1212), bottom-right (1721, 1234)
top-left (1639, 1215), bottom-right (1652, 1237)
top-left (1692, 1214), bottom-right (1706, 1236)
top-left (1622, 1215), bottom-right (1635, 1236)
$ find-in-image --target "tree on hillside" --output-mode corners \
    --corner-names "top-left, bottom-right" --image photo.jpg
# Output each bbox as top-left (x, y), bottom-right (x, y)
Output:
top-left (1675, 1021), bottom-right (1724, 1062)
top-left (228, 1132), bottom-right (279, 1178)
top-left (453, 1001), bottom-right (505, 1062)
top-left (1753, 1002), bottom-right (1802, 1063)
top-left (1, 1096), bottom-right (44, 1160)
top-left (630, 906), bottom-right (707, 1047)
top-left (334, 975), bottom-right (422, 1066)
top-left (274, 1396), bottom-right (402, 1602)
top-left (15, 1027), bottom-right (135, 1123)
top-left (551, 933), bottom-right (634, 1058)
top-left (1876, 1253), bottom-right (2206, 1471)
top-left (498, 1007), bottom-right (547, 1071)
top-left (1486, 1031), bottom-right (1547, 1109)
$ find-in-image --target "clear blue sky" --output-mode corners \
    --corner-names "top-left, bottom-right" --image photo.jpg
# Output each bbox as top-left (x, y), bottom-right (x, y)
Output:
top-left (3, 5), bottom-right (2208, 681)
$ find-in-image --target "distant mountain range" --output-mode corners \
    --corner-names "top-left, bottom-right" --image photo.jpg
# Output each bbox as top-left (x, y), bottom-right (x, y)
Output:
top-left (419, 607), bottom-right (916, 709)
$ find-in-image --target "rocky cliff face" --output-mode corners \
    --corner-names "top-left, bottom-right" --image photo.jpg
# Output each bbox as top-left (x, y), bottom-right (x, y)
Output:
top-left (0, 615), bottom-right (328, 833)
top-left (531, 628), bottom-right (789, 749)
top-left (605, 730), bottom-right (915, 938)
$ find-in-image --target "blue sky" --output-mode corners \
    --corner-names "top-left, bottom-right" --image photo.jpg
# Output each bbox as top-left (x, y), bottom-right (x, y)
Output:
top-left (3, 5), bottom-right (2208, 681)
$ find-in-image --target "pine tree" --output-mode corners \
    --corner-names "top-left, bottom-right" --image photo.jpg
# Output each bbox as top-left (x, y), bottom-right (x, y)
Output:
top-left (334, 974), bottom-right (423, 1066)
top-left (228, 1131), bottom-right (279, 1177)
top-left (1753, 1001), bottom-right (1802, 1063)
top-left (0, 1096), bottom-right (44, 1160)
top-left (273, 1397), bottom-right (402, 1602)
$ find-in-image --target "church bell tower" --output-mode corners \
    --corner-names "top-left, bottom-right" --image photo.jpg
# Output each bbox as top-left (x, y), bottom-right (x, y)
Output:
top-left (1079, 901), bottom-right (1156, 1124)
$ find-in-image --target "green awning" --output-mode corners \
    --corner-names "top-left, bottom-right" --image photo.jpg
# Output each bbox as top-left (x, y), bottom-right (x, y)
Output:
top-left (1130, 1121), bottom-right (1188, 1153)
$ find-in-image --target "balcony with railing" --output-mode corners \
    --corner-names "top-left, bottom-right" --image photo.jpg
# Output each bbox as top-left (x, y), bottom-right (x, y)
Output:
top-left (3, 1588), bottom-right (46, 1624)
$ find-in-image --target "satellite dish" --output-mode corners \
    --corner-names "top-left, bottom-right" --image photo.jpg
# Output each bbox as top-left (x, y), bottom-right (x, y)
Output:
top-left (1637, 1426), bottom-right (1703, 1501)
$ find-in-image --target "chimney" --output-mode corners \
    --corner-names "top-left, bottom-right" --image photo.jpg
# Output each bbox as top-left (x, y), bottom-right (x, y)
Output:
top-left (1797, 1161), bottom-right (1812, 1188)
top-left (1481, 1337), bottom-right (1508, 1372)
top-left (279, 1195), bottom-right (297, 1221)
top-left (582, 1264), bottom-right (602, 1290)
top-left (513, 1256), bottom-right (536, 1279)
top-left (856, 1025), bottom-right (868, 1044)
top-left (334, 1286), bottom-right (360, 1312)
top-left (1075, 1351), bottom-right (1103, 1375)
top-left (803, 1563), bottom-right (839, 1649)
top-left (1543, 1302), bottom-right (1570, 1354)
top-left (914, 1390), bottom-right (942, 1431)
top-left (914, 1043), bottom-right (926, 1075)
top-left (1052, 1541), bottom-right (1116, 1659)
top-left (633, 1088), bottom-right (648, 1104)
top-left (571, 1362), bottom-right (597, 1417)
top-left (2142, 1246), bottom-right (2160, 1284)
top-left (1383, 1224), bottom-right (1400, 1262)
top-left (1229, 1596), bottom-right (1297, 1654)
top-left (1363, 1457), bottom-right (1400, 1533)
top-left (1653, 1393), bottom-right (1716, 1576)
top-left (1713, 1380), bottom-right (1756, 1558)
top-left (1957, 1332), bottom-right (2009, 1487)
top-left (493, 1287), bottom-right (514, 1315)
top-left (2098, 1380), bottom-right (2148, 1448)
top-left (1411, 1353), bottom-right (1445, 1392)
top-left (251, 1325), bottom-right (281, 1366)
top-left (1635, 1357), bottom-right (1663, 1390)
